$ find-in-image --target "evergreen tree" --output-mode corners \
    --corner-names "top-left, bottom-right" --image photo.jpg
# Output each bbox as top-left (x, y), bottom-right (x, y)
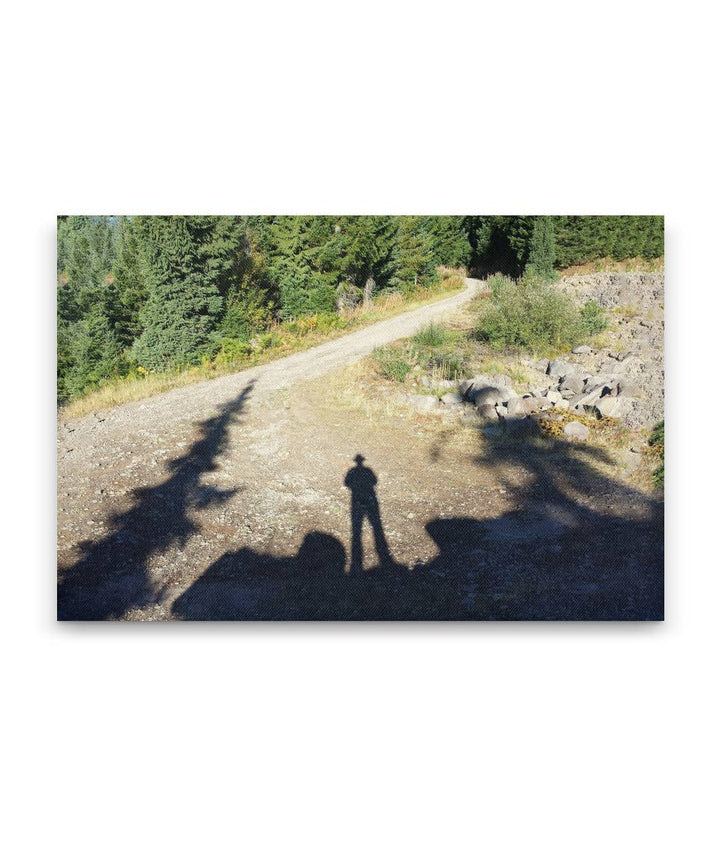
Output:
top-left (526, 216), bottom-right (556, 280)
top-left (392, 217), bottom-right (436, 291)
top-left (132, 217), bottom-right (223, 370)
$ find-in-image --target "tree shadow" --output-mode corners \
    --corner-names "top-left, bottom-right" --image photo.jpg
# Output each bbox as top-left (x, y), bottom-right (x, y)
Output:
top-left (416, 419), bottom-right (663, 619)
top-left (57, 383), bottom-right (255, 620)
top-left (172, 427), bottom-right (663, 621)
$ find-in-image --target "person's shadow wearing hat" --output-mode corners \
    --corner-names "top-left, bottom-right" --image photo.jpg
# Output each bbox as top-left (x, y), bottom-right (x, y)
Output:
top-left (344, 454), bottom-right (395, 574)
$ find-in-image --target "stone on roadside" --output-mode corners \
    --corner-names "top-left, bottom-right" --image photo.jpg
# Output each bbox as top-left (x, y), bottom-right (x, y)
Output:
top-left (593, 396), bottom-right (636, 420)
top-left (572, 345), bottom-right (593, 355)
top-left (440, 392), bottom-right (464, 407)
top-left (559, 373), bottom-right (584, 394)
top-left (564, 421), bottom-right (590, 441)
top-left (477, 403), bottom-right (499, 421)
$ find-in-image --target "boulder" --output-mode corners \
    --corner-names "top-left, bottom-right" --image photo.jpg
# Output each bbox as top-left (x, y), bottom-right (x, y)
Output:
top-left (547, 359), bottom-right (574, 378)
top-left (564, 421), bottom-right (590, 441)
top-left (477, 403), bottom-right (498, 422)
top-left (440, 392), bottom-right (464, 407)
top-left (572, 345), bottom-right (593, 355)
top-left (506, 397), bottom-right (526, 418)
top-left (473, 386), bottom-right (506, 406)
top-left (546, 389), bottom-right (565, 405)
top-left (593, 397), bottom-right (636, 420)
top-left (559, 373), bottom-right (584, 394)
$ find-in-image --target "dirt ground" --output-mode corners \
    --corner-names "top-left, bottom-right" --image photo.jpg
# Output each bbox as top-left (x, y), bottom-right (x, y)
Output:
top-left (57, 278), bottom-right (663, 621)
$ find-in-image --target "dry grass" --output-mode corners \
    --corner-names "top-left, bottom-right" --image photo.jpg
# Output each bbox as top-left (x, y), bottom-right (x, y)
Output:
top-left (560, 257), bottom-right (664, 276)
top-left (60, 280), bottom-right (465, 421)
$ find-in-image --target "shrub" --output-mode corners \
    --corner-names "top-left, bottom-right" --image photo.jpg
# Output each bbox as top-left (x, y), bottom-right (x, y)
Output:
top-left (373, 346), bottom-right (412, 382)
top-left (214, 337), bottom-right (253, 367)
top-left (579, 300), bottom-right (607, 336)
top-left (413, 322), bottom-right (450, 348)
top-left (474, 274), bottom-right (601, 353)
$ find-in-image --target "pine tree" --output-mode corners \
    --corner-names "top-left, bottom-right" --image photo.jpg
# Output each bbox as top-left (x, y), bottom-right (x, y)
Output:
top-left (132, 217), bottom-right (223, 370)
top-left (393, 217), bottom-right (436, 292)
top-left (526, 216), bottom-right (556, 280)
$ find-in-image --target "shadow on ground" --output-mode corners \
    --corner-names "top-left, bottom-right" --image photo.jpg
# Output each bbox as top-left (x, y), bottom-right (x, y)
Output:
top-left (172, 421), bottom-right (663, 621)
top-left (58, 388), bottom-right (663, 621)
top-left (57, 384), bottom-right (254, 620)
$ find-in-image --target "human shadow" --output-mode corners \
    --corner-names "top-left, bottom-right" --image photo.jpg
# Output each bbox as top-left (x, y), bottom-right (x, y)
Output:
top-left (344, 454), bottom-right (396, 573)
top-left (57, 383), bottom-right (254, 620)
top-left (172, 424), bottom-right (663, 620)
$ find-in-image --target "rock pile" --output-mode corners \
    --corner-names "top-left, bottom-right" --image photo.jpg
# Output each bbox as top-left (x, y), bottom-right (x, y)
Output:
top-left (405, 271), bottom-right (664, 433)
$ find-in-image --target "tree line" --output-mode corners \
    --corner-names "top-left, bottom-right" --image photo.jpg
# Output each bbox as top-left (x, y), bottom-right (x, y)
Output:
top-left (57, 214), bottom-right (663, 402)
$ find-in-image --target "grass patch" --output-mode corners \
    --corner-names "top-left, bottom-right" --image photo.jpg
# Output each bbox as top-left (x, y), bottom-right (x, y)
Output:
top-left (413, 322), bottom-right (450, 348)
top-left (372, 346), bottom-right (413, 382)
top-left (560, 257), bottom-right (664, 275)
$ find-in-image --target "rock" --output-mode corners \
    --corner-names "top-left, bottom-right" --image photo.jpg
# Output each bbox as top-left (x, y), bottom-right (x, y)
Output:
top-left (617, 378), bottom-right (641, 398)
top-left (473, 386), bottom-right (506, 406)
top-left (572, 345), bottom-right (593, 355)
top-left (420, 375), bottom-right (432, 388)
top-left (569, 385), bottom-right (609, 413)
top-left (440, 392), bottom-right (464, 407)
top-left (495, 404), bottom-right (508, 418)
top-left (407, 394), bottom-right (439, 413)
top-left (564, 421), bottom-right (590, 441)
top-left (477, 403), bottom-right (498, 421)
top-left (546, 389), bottom-right (565, 405)
top-left (559, 373), bottom-right (584, 394)
top-left (547, 359), bottom-right (574, 378)
top-left (506, 397), bottom-right (526, 418)
top-left (593, 397), bottom-right (636, 420)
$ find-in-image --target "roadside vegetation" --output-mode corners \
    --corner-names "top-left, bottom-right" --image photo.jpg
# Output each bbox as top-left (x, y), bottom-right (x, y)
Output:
top-left (61, 271), bottom-right (465, 419)
top-left (474, 273), bottom-right (607, 354)
top-left (57, 214), bottom-right (663, 417)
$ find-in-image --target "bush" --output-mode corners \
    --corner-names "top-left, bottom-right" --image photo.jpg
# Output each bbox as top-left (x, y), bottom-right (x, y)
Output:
top-left (579, 300), bottom-right (607, 336)
top-left (474, 274), bottom-right (604, 353)
top-left (413, 322), bottom-right (450, 348)
top-left (373, 346), bottom-right (412, 382)
top-left (214, 337), bottom-right (253, 367)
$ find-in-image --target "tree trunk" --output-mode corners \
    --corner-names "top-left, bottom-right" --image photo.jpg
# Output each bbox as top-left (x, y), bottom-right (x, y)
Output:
top-left (363, 275), bottom-right (375, 309)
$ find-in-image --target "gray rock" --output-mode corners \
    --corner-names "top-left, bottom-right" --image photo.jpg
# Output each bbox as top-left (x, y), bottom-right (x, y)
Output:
top-left (564, 421), bottom-right (590, 441)
top-left (560, 373), bottom-right (584, 394)
top-left (495, 404), bottom-right (508, 418)
top-left (440, 392), bottom-right (464, 407)
top-left (473, 386), bottom-right (505, 406)
top-left (407, 394), bottom-right (439, 413)
top-left (593, 397), bottom-right (636, 420)
top-left (506, 397), bottom-right (526, 418)
top-left (547, 359), bottom-right (574, 378)
top-left (477, 403), bottom-right (499, 421)
top-left (572, 345), bottom-right (593, 355)
top-left (546, 389), bottom-right (565, 405)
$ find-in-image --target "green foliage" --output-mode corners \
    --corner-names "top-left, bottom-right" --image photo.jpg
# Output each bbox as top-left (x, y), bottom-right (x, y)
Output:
top-left (57, 215), bottom-right (652, 405)
top-left (131, 217), bottom-right (224, 370)
top-left (474, 274), bottom-right (593, 353)
top-left (373, 347), bottom-right (412, 382)
top-left (413, 322), bottom-right (450, 348)
top-left (525, 216), bottom-right (556, 281)
top-left (649, 419), bottom-right (665, 489)
top-left (579, 300), bottom-right (607, 336)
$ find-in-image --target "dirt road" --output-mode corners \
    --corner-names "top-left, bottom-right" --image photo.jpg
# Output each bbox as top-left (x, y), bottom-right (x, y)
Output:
top-left (57, 277), bottom-right (662, 620)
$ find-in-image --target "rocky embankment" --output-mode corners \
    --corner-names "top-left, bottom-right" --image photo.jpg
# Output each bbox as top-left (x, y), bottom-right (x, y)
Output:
top-left (404, 272), bottom-right (664, 436)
